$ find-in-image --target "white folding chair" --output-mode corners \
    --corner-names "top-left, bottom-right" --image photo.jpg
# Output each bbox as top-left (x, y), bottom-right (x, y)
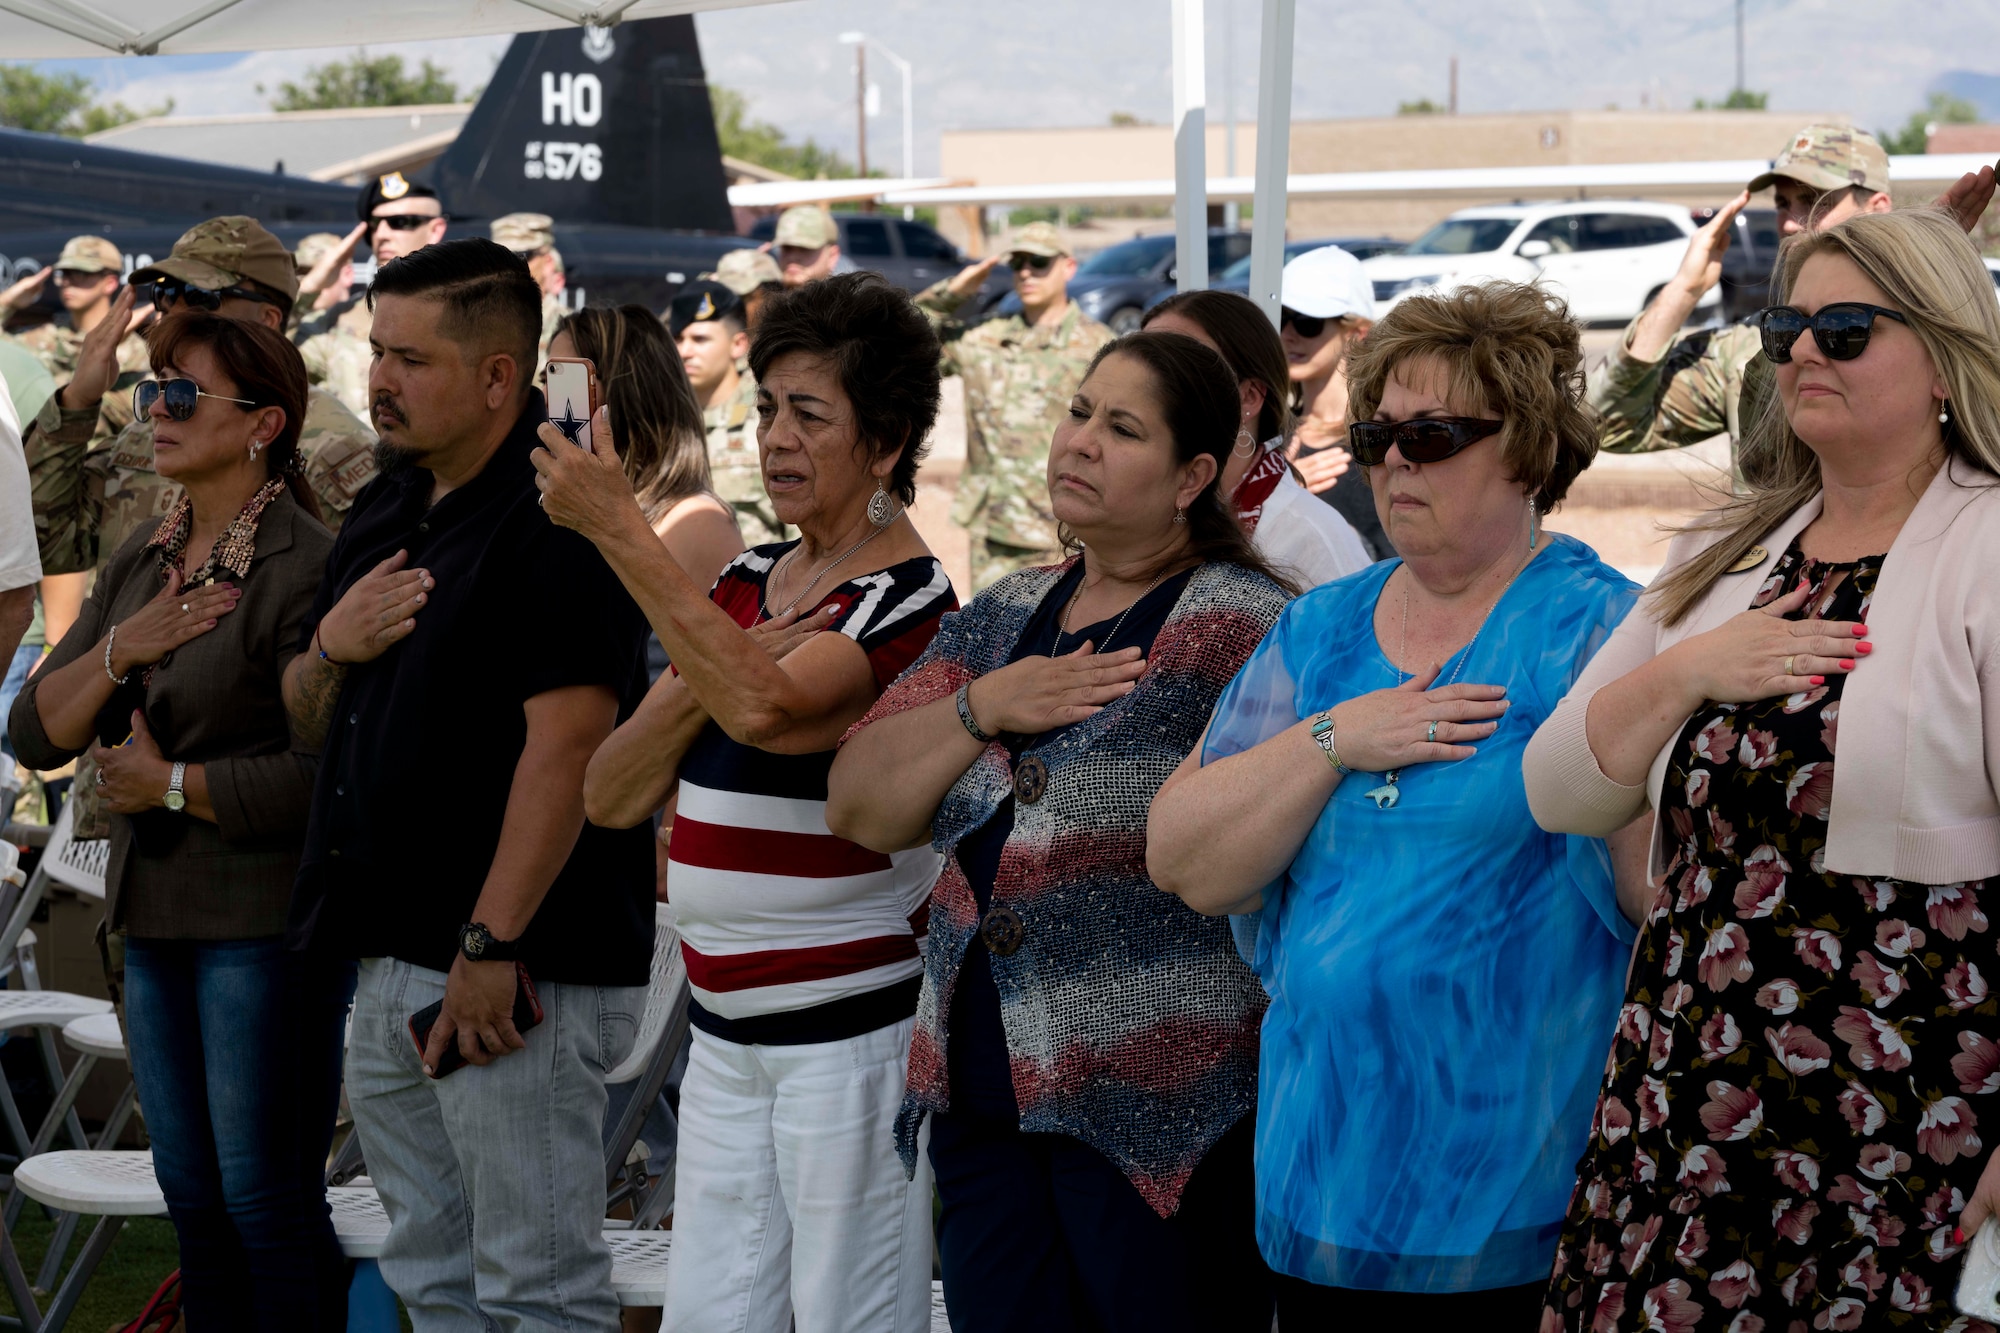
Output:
top-left (0, 1149), bottom-right (162, 1332)
top-left (603, 903), bottom-right (691, 1228)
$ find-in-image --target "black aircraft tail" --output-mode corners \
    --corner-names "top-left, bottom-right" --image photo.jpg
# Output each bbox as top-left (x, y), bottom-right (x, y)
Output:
top-left (426, 15), bottom-right (733, 233)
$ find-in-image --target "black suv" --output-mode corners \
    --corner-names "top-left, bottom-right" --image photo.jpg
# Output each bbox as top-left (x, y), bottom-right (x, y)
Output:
top-left (986, 229), bottom-right (1256, 333)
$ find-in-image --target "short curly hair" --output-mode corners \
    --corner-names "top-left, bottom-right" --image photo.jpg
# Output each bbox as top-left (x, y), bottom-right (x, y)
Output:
top-left (747, 272), bottom-right (942, 505)
top-left (1344, 281), bottom-right (1595, 513)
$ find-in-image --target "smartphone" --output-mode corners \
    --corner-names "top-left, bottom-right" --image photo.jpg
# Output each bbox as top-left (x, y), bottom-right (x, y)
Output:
top-left (543, 356), bottom-right (600, 451)
top-left (408, 963), bottom-right (545, 1079)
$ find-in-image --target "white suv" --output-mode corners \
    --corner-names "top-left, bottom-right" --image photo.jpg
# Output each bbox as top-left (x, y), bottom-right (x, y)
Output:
top-left (1362, 201), bottom-right (1722, 324)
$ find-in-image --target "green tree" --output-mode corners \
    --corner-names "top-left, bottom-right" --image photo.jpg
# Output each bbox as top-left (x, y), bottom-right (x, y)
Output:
top-left (1878, 91), bottom-right (1980, 156)
top-left (709, 85), bottom-right (859, 178)
top-left (266, 51), bottom-right (464, 111)
top-left (0, 66), bottom-right (168, 137)
top-left (1693, 89), bottom-right (1770, 110)
top-left (1108, 111), bottom-right (1153, 127)
top-left (1397, 98), bottom-right (1445, 116)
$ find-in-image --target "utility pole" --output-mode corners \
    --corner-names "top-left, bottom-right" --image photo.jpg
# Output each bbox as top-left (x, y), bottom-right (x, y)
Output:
top-left (1734, 0), bottom-right (1745, 97)
top-left (1224, 0), bottom-right (1239, 231)
top-left (1449, 55), bottom-right (1458, 114)
top-left (854, 41), bottom-right (869, 177)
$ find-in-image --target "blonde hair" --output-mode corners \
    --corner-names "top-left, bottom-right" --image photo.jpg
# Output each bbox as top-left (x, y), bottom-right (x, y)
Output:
top-left (1345, 281), bottom-right (1597, 513)
top-left (1649, 209), bottom-right (2000, 627)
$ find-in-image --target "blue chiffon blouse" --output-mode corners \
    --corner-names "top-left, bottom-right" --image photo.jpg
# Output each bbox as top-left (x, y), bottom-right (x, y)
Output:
top-left (1202, 533), bottom-right (1638, 1293)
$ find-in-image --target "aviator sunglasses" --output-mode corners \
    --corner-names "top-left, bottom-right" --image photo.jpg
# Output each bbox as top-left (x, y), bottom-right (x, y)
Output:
top-left (1348, 417), bottom-right (1504, 467)
top-left (1754, 302), bottom-right (1908, 364)
top-left (133, 377), bottom-right (257, 422)
top-left (1008, 253), bottom-right (1056, 275)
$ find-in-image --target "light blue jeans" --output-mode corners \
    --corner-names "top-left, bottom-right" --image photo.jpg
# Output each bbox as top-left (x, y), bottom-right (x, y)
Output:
top-left (344, 956), bottom-right (644, 1332)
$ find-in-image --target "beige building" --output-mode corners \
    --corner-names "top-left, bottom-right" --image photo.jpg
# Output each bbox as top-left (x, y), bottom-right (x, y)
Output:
top-left (941, 109), bottom-right (1849, 242)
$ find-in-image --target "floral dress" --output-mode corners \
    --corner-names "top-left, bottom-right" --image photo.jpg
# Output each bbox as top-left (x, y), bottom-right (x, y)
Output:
top-left (1544, 541), bottom-right (2000, 1333)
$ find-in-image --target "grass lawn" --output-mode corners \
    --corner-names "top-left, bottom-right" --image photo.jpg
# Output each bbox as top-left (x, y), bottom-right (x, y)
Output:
top-left (0, 1207), bottom-right (178, 1330)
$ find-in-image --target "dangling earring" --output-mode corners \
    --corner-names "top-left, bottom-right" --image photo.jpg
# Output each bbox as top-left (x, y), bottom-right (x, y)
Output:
top-left (1940, 399), bottom-right (1951, 426)
top-left (867, 482), bottom-right (896, 527)
top-left (1172, 507), bottom-right (1187, 525)
top-left (1527, 498), bottom-right (1540, 552)
top-left (1233, 417), bottom-right (1258, 458)
top-left (249, 441), bottom-right (262, 460)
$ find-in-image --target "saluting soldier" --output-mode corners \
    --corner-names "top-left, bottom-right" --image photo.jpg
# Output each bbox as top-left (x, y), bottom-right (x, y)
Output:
top-left (491, 212), bottom-right (568, 373)
top-left (0, 235), bottom-right (150, 383)
top-left (914, 221), bottom-right (1113, 589)
top-left (292, 230), bottom-right (372, 418)
top-left (669, 279), bottom-right (784, 544)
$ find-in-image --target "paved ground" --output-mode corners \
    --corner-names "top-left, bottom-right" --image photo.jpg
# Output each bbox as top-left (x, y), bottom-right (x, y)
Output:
top-left (908, 327), bottom-right (1731, 596)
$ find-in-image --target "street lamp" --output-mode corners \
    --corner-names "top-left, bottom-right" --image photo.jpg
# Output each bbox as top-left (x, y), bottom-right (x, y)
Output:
top-left (839, 31), bottom-right (916, 219)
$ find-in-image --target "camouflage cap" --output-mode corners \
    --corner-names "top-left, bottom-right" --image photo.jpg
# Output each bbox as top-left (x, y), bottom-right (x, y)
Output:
top-left (705, 248), bottom-right (783, 294)
top-left (293, 232), bottom-right (350, 274)
top-left (1006, 221), bottom-right (1069, 260)
top-left (131, 216), bottom-right (301, 302)
top-left (1749, 123), bottom-right (1891, 196)
top-left (773, 206), bottom-right (837, 250)
top-left (54, 235), bottom-right (122, 274)
top-left (491, 212), bottom-right (556, 254)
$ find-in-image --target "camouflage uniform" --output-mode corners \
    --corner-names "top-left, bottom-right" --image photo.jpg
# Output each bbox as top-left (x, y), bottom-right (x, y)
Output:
top-left (1587, 124), bottom-right (1891, 490)
top-left (703, 371), bottom-right (781, 544)
top-left (916, 223), bottom-right (1112, 589)
top-left (492, 213), bottom-right (568, 373)
top-left (296, 297), bottom-right (374, 419)
top-left (3, 236), bottom-right (148, 390)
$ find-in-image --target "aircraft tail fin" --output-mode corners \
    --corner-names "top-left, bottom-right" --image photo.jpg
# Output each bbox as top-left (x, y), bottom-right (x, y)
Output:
top-left (427, 15), bottom-right (733, 233)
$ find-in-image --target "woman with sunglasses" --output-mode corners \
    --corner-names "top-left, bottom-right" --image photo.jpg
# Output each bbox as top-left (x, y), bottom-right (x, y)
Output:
top-left (1530, 212), bottom-right (2000, 1332)
top-left (1150, 281), bottom-right (1644, 1326)
top-left (9, 312), bottom-right (354, 1329)
top-left (1143, 289), bottom-right (1373, 589)
top-left (1281, 245), bottom-right (1393, 559)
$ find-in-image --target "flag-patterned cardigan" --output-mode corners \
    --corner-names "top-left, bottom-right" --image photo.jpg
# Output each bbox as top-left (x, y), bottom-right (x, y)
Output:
top-left (847, 556), bottom-right (1289, 1217)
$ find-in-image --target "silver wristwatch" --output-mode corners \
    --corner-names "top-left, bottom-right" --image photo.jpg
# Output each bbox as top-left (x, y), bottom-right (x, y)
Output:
top-left (163, 761), bottom-right (187, 813)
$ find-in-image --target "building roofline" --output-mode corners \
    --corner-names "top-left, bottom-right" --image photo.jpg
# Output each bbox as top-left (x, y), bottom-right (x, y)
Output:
top-left (86, 103), bottom-right (474, 142)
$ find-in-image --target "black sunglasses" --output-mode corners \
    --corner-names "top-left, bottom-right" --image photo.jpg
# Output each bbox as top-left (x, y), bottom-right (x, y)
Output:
top-left (149, 278), bottom-right (283, 313)
top-left (371, 213), bottom-right (438, 232)
top-left (52, 269), bottom-right (113, 288)
top-left (1348, 417), bottom-right (1504, 467)
top-left (1755, 302), bottom-right (1908, 364)
top-left (133, 377), bottom-right (257, 422)
top-left (1280, 307), bottom-right (1328, 339)
top-left (1008, 253), bottom-right (1056, 275)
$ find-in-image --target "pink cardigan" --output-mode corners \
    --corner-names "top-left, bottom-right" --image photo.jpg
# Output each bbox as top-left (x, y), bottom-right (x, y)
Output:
top-left (1524, 458), bottom-right (2000, 884)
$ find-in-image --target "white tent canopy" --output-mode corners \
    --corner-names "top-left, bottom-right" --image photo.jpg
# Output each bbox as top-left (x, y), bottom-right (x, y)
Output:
top-left (0, 0), bottom-right (777, 57)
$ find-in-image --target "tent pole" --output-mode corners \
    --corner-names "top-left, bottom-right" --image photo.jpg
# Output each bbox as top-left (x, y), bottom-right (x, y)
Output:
top-left (0, 0), bottom-right (125, 52)
top-left (1247, 0), bottom-right (1294, 329)
top-left (1170, 0), bottom-right (1207, 292)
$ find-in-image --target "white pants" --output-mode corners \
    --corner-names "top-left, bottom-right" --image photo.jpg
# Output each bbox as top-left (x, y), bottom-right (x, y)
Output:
top-left (662, 1018), bottom-right (932, 1333)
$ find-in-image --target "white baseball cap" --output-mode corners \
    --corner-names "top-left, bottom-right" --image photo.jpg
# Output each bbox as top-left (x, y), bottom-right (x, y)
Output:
top-left (1281, 245), bottom-right (1376, 322)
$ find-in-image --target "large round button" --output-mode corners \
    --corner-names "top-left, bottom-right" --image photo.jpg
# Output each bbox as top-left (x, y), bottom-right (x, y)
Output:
top-left (1013, 754), bottom-right (1049, 805)
top-left (979, 906), bottom-right (1025, 956)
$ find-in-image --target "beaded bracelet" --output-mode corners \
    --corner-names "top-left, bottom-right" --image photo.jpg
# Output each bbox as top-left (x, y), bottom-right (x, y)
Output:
top-left (103, 624), bottom-right (130, 686)
top-left (1309, 709), bottom-right (1348, 775)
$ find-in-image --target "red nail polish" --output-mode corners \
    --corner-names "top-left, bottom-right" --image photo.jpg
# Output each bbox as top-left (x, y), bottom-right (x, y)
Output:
top-left (1956, 1226), bottom-right (1967, 1246)
top-left (1810, 676), bottom-right (1825, 686)
top-left (1852, 625), bottom-right (1868, 636)
top-left (1856, 642), bottom-right (1872, 655)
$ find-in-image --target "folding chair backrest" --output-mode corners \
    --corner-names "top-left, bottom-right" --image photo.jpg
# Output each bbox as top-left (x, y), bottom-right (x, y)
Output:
top-left (41, 804), bottom-right (108, 901)
top-left (606, 904), bottom-right (686, 1086)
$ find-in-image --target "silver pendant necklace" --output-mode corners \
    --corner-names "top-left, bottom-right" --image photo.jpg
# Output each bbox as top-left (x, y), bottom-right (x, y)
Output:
top-left (1365, 553), bottom-right (1529, 811)
top-left (1049, 567), bottom-right (1170, 659)
top-left (761, 521), bottom-right (893, 621)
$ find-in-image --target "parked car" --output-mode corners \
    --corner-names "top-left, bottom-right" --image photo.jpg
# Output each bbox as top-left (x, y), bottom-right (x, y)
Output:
top-left (1360, 201), bottom-right (1722, 325)
top-left (1209, 237), bottom-right (1404, 297)
top-left (986, 229), bottom-right (1256, 333)
top-left (1695, 205), bottom-right (1784, 324)
top-left (1985, 256), bottom-right (2000, 299)
top-left (745, 213), bottom-right (1012, 313)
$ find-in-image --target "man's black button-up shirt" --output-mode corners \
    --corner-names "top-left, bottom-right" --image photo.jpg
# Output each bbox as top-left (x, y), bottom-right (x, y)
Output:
top-left (290, 392), bottom-right (653, 986)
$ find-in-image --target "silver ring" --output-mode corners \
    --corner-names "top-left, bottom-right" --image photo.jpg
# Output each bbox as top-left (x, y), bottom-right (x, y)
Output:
top-left (181, 603), bottom-right (190, 614)
top-left (94, 771), bottom-right (106, 788)
top-left (537, 493), bottom-right (547, 508)
top-left (1426, 720), bottom-right (1439, 743)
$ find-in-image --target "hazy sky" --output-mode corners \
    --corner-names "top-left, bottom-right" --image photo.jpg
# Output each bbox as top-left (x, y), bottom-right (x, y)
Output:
top-left (17, 0), bottom-right (2000, 173)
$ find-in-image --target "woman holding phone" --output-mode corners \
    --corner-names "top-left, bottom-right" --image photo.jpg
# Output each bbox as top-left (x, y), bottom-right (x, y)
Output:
top-left (10, 312), bottom-right (351, 1328)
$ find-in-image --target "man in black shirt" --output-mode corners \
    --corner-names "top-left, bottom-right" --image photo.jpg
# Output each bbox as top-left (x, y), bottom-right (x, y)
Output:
top-left (284, 239), bottom-right (651, 1327)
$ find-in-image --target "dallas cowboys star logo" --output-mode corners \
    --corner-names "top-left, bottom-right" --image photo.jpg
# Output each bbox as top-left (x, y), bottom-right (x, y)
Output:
top-left (550, 398), bottom-right (589, 446)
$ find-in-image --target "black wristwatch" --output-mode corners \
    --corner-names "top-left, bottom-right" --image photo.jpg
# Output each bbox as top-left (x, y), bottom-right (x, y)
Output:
top-left (459, 922), bottom-right (523, 963)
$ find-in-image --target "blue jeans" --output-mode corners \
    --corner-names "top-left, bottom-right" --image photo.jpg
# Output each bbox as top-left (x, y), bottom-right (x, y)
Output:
top-left (124, 937), bottom-right (356, 1332)
top-left (345, 956), bottom-right (643, 1332)
top-left (1, 642), bottom-right (38, 762)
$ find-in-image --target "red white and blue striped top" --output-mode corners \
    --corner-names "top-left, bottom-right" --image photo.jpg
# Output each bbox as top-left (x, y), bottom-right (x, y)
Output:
top-left (668, 542), bottom-right (956, 1044)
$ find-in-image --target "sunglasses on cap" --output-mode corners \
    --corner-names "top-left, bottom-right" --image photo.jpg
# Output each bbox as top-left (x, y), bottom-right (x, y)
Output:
top-left (1008, 253), bottom-right (1056, 275)
top-left (133, 377), bottom-right (257, 422)
top-left (149, 278), bottom-right (284, 314)
top-left (1280, 307), bottom-right (1330, 339)
top-left (1754, 302), bottom-right (1908, 364)
top-left (1348, 417), bottom-right (1504, 467)
top-left (371, 213), bottom-right (438, 233)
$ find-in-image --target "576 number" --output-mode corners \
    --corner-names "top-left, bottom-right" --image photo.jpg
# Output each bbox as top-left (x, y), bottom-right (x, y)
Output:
top-left (524, 142), bottom-right (602, 182)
